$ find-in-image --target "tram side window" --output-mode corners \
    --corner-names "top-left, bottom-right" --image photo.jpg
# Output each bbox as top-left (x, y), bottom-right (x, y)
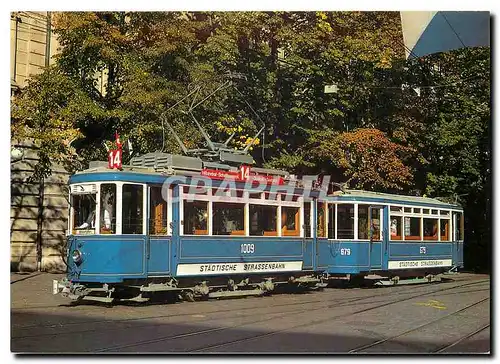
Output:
top-left (213, 202), bottom-right (245, 236)
top-left (390, 216), bottom-right (403, 240)
top-left (358, 205), bottom-right (369, 239)
top-left (150, 186), bottom-right (168, 235)
top-left (423, 218), bottom-right (438, 241)
top-left (440, 219), bottom-right (450, 241)
top-left (184, 201), bottom-right (208, 235)
top-left (371, 208), bottom-right (381, 240)
top-left (212, 188), bottom-right (244, 199)
top-left (328, 204), bottom-right (336, 239)
top-left (358, 205), bottom-right (381, 240)
top-left (100, 184), bottom-right (116, 234)
top-left (337, 204), bottom-right (354, 239)
top-left (317, 202), bottom-right (326, 238)
top-left (122, 184), bottom-right (144, 234)
top-left (183, 185), bottom-right (208, 196)
top-left (72, 194), bottom-right (96, 234)
top-left (304, 202), bottom-right (311, 238)
top-left (264, 192), bottom-right (278, 200)
top-left (282, 206), bottom-right (300, 236)
top-left (404, 217), bottom-right (421, 240)
top-left (249, 205), bottom-right (277, 236)
top-left (249, 192), bottom-right (262, 199)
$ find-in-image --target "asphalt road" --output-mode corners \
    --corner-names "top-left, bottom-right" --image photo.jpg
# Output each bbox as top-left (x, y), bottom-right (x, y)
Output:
top-left (11, 272), bottom-right (490, 354)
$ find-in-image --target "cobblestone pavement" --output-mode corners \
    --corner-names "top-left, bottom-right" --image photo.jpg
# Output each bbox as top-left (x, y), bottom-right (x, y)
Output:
top-left (11, 272), bottom-right (490, 354)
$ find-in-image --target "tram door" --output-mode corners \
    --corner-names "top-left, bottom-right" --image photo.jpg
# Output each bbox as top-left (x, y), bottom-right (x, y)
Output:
top-left (452, 212), bottom-right (464, 266)
top-left (368, 205), bottom-right (385, 270)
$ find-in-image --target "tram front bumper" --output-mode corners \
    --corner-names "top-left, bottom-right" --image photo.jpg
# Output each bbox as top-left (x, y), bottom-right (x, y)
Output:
top-left (52, 278), bottom-right (71, 295)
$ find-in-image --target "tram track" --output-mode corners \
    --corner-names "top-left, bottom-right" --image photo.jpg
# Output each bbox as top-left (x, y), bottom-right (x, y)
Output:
top-left (12, 278), bottom-right (488, 342)
top-left (13, 276), bottom-right (489, 318)
top-left (347, 297), bottom-right (490, 353)
top-left (12, 276), bottom-right (488, 314)
top-left (12, 275), bottom-right (489, 314)
top-left (433, 324), bottom-right (490, 353)
top-left (84, 278), bottom-right (488, 352)
top-left (11, 284), bottom-right (422, 339)
top-left (189, 280), bottom-right (489, 353)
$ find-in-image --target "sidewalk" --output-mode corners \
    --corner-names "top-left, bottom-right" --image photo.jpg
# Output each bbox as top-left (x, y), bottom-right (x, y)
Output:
top-left (11, 272), bottom-right (66, 310)
top-left (10, 272), bottom-right (45, 284)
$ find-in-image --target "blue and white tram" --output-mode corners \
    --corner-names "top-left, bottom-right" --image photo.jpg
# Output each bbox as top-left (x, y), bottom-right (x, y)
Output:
top-left (315, 190), bottom-right (464, 282)
top-left (53, 154), bottom-right (464, 303)
top-left (53, 154), bottom-right (323, 303)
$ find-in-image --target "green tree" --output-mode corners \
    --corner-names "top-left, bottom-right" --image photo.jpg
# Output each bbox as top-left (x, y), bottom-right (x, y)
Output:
top-left (11, 68), bottom-right (104, 179)
top-left (417, 48), bottom-right (490, 271)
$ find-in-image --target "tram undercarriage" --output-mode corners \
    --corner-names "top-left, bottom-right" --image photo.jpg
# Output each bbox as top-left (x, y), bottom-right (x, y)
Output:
top-left (53, 272), bottom-right (326, 305)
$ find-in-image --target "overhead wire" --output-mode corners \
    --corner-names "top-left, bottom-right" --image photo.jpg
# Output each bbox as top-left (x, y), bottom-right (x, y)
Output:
top-left (232, 84), bottom-right (268, 163)
top-left (440, 12), bottom-right (467, 49)
top-left (356, 74), bottom-right (481, 90)
top-left (276, 14), bottom-right (477, 92)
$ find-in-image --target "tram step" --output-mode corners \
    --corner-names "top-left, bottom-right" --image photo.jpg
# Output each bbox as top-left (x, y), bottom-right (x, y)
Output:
top-left (374, 276), bottom-right (442, 286)
top-left (140, 283), bottom-right (178, 292)
top-left (76, 295), bottom-right (114, 303)
top-left (208, 289), bottom-right (264, 299)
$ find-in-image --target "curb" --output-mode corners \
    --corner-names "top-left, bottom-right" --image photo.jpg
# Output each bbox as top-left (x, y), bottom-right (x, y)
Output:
top-left (10, 272), bottom-right (44, 284)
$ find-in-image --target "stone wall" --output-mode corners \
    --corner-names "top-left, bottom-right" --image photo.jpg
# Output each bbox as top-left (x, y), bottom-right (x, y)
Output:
top-left (11, 140), bottom-right (70, 272)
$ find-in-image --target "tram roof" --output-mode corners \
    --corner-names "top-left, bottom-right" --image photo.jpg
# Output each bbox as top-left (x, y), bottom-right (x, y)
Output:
top-left (327, 190), bottom-right (462, 209)
top-left (69, 164), bottom-right (462, 210)
top-left (68, 168), bottom-right (311, 195)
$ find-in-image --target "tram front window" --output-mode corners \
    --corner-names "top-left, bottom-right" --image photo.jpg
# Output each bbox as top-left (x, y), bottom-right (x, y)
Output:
top-left (100, 184), bottom-right (116, 234)
top-left (72, 194), bottom-right (96, 235)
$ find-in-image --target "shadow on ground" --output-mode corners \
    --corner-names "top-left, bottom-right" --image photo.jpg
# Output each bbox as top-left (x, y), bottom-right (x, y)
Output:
top-left (11, 308), bottom-right (490, 354)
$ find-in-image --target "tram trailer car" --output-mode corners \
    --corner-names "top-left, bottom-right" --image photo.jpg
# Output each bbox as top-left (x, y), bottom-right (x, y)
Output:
top-left (53, 154), bottom-right (325, 304)
top-left (316, 190), bottom-right (464, 284)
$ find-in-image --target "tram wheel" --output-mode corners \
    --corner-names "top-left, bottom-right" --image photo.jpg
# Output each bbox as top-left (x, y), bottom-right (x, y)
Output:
top-left (182, 290), bottom-right (196, 302)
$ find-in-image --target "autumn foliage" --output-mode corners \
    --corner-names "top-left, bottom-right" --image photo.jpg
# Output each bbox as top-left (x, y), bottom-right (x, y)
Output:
top-left (313, 128), bottom-right (415, 190)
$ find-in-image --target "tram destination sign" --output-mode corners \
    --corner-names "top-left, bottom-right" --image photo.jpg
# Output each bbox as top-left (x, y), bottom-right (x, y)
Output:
top-left (176, 261), bottom-right (303, 276)
top-left (200, 166), bottom-right (284, 185)
top-left (388, 259), bottom-right (453, 269)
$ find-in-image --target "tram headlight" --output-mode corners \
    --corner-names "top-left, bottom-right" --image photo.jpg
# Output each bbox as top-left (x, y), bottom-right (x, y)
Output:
top-left (71, 250), bottom-right (82, 264)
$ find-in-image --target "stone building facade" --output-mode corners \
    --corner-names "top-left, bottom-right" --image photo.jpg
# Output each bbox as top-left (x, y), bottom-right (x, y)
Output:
top-left (11, 11), bottom-right (69, 272)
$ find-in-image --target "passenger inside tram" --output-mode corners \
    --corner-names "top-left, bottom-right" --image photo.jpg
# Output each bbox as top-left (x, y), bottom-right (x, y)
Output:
top-left (76, 210), bottom-right (95, 229)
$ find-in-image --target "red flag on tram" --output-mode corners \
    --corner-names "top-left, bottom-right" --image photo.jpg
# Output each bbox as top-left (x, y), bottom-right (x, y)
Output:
top-left (115, 131), bottom-right (122, 149)
top-left (108, 131), bottom-right (123, 169)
